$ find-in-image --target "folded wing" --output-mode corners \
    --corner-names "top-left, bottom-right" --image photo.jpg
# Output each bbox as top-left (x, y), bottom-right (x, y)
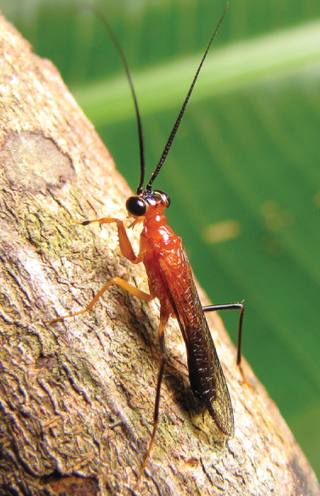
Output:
top-left (158, 244), bottom-right (234, 437)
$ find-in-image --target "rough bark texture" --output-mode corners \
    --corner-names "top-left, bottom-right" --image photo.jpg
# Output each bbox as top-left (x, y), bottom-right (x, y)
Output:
top-left (0, 14), bottom-right (319, 496)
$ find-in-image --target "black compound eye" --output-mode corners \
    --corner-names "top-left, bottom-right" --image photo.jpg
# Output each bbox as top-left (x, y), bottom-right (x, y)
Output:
top-left (126, 196), bottom-right (147, 217)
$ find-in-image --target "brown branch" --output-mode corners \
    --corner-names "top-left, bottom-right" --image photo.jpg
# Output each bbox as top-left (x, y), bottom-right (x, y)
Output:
top-left (0, 14), bottom-right (319, 496)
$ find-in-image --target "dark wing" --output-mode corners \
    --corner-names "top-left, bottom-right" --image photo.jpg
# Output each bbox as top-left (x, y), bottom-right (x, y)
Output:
top-left (158, 244), bottom-right (234, 437)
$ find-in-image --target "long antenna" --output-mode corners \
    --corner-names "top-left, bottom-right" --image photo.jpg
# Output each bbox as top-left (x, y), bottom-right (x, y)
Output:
top-left (91, 8), bottom-right (146, 195)
top-left (146, 2), bottom-right (229, 191)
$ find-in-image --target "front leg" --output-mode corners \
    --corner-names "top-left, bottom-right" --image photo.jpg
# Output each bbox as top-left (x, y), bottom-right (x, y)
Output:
top-left (47, 216), bottom-right (147, 325)
top-left (80, 217), bottom-right (143, 263)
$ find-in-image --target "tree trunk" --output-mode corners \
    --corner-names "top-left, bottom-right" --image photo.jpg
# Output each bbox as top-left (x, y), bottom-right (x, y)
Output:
top-left (0, 14), bottom-right (319, 496)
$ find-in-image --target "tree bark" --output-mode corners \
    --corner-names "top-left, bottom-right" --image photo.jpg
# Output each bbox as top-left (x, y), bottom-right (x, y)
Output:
top-left (0, 14), bottom-right (319, 496)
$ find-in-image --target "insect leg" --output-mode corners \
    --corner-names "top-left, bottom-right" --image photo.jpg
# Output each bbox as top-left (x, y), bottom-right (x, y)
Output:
top-left (48, 277), bottom-right (154, 324)
top-left (203, 302), bottom-right (244, 366)
top-left (76, 217), bottom-right (141, 263)
top-left (138, 309), bottom-right (169, 481)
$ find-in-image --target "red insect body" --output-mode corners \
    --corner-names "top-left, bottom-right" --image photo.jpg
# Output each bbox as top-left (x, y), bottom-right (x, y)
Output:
top-left (141, 204), bottom-right (177, 314)
top-left (139, 200), bottom-right (234, 437)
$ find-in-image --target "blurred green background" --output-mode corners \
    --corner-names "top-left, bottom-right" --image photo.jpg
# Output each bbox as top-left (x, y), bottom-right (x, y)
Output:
top-left (2, 0), bottom-right (320, 478)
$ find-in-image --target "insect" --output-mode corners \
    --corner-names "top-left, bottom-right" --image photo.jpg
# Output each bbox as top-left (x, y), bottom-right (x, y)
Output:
top-left (49, 2), bottom-right (244, 480)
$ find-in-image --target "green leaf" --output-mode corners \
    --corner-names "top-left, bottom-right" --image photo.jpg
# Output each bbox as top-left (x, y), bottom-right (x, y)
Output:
top-left (73, 18), bottom-right (320, 124)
